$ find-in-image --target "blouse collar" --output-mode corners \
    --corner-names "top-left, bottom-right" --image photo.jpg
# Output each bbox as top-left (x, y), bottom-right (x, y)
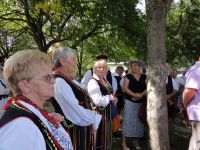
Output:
top-left (92, 73), bottom-right (106, 81)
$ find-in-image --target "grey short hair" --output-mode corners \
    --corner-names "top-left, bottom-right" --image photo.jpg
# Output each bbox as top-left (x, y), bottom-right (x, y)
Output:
top-left (52, 47), bottom-right (76, 68)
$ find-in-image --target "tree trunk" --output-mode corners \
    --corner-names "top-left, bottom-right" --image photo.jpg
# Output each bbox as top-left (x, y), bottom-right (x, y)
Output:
top-left (146, 0), bottom-right (170, 150)
top-left (77, 46), bottom-right (84, 81)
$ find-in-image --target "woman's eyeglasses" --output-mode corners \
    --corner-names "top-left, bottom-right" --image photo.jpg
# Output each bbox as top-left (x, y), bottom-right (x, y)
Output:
top-left (33, 74), bottom-right (54, 83)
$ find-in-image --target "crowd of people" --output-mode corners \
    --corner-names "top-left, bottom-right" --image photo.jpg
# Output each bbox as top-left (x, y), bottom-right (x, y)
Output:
top-left (0, 45), bottom-right (199, 150)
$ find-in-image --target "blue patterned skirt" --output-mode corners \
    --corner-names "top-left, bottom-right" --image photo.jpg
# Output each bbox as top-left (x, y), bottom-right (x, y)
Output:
top-left (122, 99), bottom-right (144, 137)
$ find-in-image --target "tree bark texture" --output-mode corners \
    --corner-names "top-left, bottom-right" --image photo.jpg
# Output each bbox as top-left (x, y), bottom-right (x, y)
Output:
top-left (146, 0), bottom-right (170, 150)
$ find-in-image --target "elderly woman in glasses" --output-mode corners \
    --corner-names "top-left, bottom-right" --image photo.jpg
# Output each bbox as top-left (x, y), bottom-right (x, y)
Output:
top-left (51, 46), bottom-right (101, 150)
top-left (87, 59), bottom-right (118, 150)
top-left (0, 50), bottom-right (73, 150)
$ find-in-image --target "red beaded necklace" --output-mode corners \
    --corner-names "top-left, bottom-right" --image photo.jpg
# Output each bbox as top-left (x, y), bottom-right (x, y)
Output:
top-left (12, 95), bottom-right (59, 128)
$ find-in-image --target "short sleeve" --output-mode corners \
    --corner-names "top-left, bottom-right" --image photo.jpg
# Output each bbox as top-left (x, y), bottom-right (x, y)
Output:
top-left (125, 74), bottom-right (132, 80)
top-left (185, 70), bottom-right (200, 90)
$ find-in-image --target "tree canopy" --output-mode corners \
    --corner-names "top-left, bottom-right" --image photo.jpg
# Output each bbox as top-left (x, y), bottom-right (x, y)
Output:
top-left (166, 0), bottom-right (200, 66)
top-left (0, 0), bottom-right (144, 54)
top-left (0, 0), bottom-right (199, 69)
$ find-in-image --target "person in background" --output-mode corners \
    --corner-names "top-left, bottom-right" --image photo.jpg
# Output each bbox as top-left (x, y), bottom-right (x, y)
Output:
top-left (0, 50), bottom-right (72, 150)
top-left (114, 66), bottom-right (125, 114)
top-left (179, 70), bottom-right (189, 126)
top-left (121, 60), bottom-right (147, 150)
top-left (0, 56), bottom-right (10, 119)
top-left (81, 55), bottom-right (117, 94)
top-left (183, 55), bottom-right (200, 150)
top-left (51, 46), bottom-right (101, 150)
top-left (166, 64), bottom-right (179, 124)
top-left (112, 66), bottom-right (125, 136)
top-left (171, 69), bottom-right (184, 110)
top-left (171, 69), bottom-right (184, 90)
top-left (87, 59), bottom-right (118, 150)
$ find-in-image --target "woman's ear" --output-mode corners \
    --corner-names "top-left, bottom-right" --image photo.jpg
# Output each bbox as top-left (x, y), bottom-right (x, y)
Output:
top-left (17, 80), bottom-right (30, 94)
top-left (59, 57), bottom-right (66, 66)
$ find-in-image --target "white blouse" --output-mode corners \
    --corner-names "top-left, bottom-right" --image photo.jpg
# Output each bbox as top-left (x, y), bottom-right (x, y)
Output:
top-left (87, 74), bottom-right (114, 107)
top-left (0, 101), bottom-right (73, 150)
top-left (54, 78), bottom-right (101, 129)
top-left (81, 69), bottom-right (118, 94)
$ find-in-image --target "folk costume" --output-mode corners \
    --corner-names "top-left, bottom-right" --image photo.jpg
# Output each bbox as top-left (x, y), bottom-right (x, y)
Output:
top-left (51, 71), bottom-right (101, 150)
top-left (87, 74), bottom-right (114, 150)
top-left (81, 69), bottom-right (117, 94)
top-left (0, 96), bottom-right (73, 150)
top-left (82, 68), bottom-right (118, 119)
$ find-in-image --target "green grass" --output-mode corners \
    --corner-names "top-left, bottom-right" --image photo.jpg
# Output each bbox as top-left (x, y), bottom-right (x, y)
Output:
top-left (112, 113), bottom-right (191, 150)
top-left (170, 113), bottom-right (191, 150)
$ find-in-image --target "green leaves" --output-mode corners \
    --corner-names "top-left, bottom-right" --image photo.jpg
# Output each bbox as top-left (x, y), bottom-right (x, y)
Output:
top-left (166, 0), bottom-right (200, 66)
top-left (34, 1), bottom-right (61, 20)
top-left (0, 0), bottom-right (147, 68)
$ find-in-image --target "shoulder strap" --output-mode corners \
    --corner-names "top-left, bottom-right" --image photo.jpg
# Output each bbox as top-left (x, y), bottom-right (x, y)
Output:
top-left (0, 80), bottom-right (6, 88)
top-left (91, 67), bottom-right (93, 75)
